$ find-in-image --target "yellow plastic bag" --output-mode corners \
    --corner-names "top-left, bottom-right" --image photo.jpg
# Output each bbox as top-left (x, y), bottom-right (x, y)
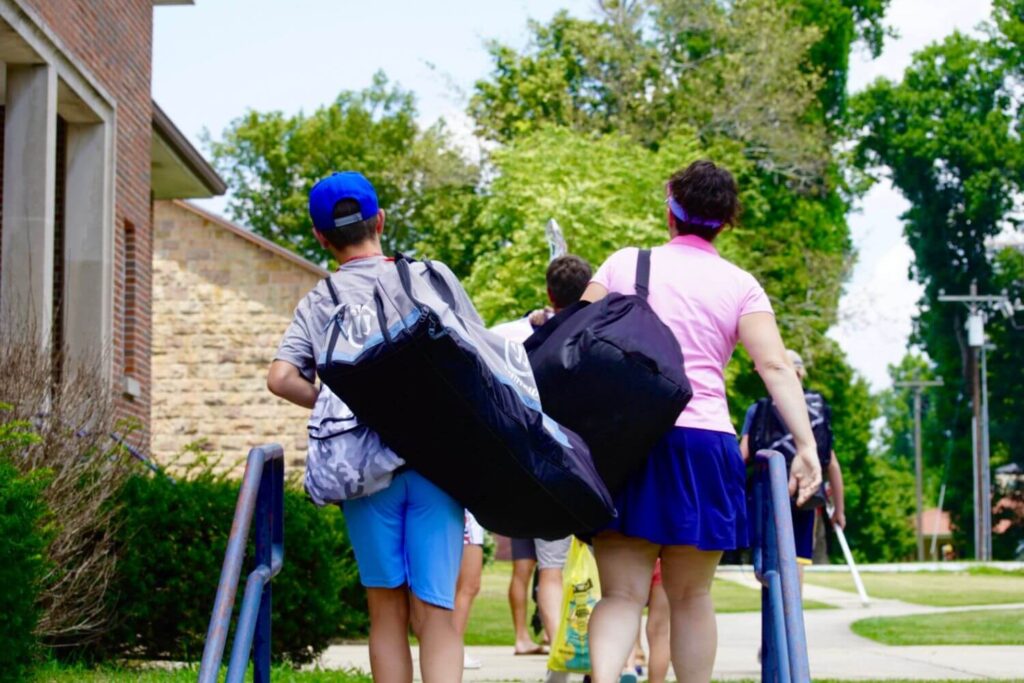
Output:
top-left (547, 538), bottom-right (601, 673)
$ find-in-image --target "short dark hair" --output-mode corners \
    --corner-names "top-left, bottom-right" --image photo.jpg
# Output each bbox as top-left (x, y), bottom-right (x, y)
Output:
top-left (546, 255), bottom-right (592, 309)
top-left (667, 160), bottom-right (740, 242)
top-left (319, 198), bottom-right (379, 250)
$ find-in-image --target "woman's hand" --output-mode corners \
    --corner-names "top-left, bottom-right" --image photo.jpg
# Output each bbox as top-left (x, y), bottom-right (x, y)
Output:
top-left (789, 445), bottom-right (823, 507)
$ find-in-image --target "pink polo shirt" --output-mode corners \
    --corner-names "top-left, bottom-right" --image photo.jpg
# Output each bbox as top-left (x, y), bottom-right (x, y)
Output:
top-left (592, 234), bottom-right (773, 434)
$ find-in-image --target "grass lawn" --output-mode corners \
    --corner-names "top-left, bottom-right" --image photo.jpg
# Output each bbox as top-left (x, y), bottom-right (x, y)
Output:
top-left (851, 609), bottom-right (1024, 646)
top-left (462, 562), bottom-right (829, 646)
top-left (31, 663), bottom-right (372, 682)
top-left (29, 669), bottom-right (1023, 683)
top-left (804, 569), bottom-right (1024, 607)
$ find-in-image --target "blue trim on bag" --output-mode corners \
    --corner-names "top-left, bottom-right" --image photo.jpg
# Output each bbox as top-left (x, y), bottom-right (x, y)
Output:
top-left (319, 309), bottom-right (424, 365)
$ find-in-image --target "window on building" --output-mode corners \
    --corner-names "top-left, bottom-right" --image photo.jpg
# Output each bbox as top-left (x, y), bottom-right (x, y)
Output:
top-left (0, 106), bottom-right (5, 298)
top-left (52, 116), bottom-right (67, 387)
top-left (123, 220), bottom-right (137, 378)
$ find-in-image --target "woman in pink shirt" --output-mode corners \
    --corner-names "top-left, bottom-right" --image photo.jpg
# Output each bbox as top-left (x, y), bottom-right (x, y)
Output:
top-left (582, 161), bottom-right (821, 683)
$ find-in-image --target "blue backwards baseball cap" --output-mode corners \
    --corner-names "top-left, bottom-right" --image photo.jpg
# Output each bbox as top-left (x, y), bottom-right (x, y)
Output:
top-left (308, 171), bottom-right (379, 232)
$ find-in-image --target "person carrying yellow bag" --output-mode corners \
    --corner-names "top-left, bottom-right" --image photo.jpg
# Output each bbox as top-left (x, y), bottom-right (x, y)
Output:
top-left (548, 538), bottom-right (601, 674)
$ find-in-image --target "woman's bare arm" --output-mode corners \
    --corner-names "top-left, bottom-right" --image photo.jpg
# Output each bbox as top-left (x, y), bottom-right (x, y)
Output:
top-left (581, 282), bottom-right (608, 303)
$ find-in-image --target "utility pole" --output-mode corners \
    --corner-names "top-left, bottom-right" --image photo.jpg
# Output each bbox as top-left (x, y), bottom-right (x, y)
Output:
top-left (938, 282), bottom-right (1011, 561)
top-left (895, 377), bottom-right (944, 562)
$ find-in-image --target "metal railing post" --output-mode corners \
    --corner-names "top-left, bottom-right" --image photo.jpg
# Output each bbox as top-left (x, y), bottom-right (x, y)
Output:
top-left (754, 450), bottom-right (812, 683)
top-left (198, 444), bottom-right (285, 683)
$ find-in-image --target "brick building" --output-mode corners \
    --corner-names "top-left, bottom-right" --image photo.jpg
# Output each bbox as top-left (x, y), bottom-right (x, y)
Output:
top-left (0, 0), bottom-right (224, 448)
top-left (151, 200), bottom-right (327, 472)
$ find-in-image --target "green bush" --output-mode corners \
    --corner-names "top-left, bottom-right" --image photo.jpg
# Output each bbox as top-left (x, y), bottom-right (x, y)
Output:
top-left (98, 458), bottom-right (367, 664)
top-left (0, 413), bottom-right (51, 680)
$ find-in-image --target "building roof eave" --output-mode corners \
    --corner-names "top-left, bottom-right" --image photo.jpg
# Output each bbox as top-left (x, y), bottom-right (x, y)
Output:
top-left (151, 100), bottom-right (227, 199)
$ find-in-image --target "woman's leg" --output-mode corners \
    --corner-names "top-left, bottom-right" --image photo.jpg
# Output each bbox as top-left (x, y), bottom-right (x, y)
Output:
top-left (659, 545), bottom-right (723, 683)
top-left (646, 581), bottom-right (671, 683)
top-left (410, 593), bottom-right (463, 683)
top-left (366, 587), bottom-right (414, 683)
top-left (454, 544), bottom-right (484, 636)
top-left (589, 532), bottom-right (660, 683)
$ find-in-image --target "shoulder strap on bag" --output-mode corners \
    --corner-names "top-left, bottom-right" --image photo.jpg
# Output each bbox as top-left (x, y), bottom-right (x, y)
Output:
top-left (324, 276), bottom-right (340, 306)
top-left (635, 248), bottom-right (652, 301)
top-left (421, 258), bottom-right (460, 312)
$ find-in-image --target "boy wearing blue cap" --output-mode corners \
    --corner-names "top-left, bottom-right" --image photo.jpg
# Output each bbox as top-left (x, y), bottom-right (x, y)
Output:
top-left (269, 172), bottom-right (473, 683)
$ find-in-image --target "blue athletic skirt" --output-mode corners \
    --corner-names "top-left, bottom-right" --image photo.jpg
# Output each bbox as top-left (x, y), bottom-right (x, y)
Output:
top-left (600, 427), bottom-right (749, 550)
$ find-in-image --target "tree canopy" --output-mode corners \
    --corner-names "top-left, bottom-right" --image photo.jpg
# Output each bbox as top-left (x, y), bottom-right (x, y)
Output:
top-left (851, 1), bottom-right (1024, 555)
top-left (208, 0), bottom-right (984, 560)
top-left (209, 73), bottom-right (480, 266)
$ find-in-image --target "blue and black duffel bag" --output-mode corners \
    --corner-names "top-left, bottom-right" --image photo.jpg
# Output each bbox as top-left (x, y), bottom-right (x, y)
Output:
top-left (524, 248), bottom-right (692, 493)
top-left (316, 255), bottom-right (614, 539)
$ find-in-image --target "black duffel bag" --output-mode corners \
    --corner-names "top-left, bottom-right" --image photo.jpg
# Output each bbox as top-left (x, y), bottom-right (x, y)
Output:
top-left (317, 255), bottom-right (615, 539)
top-left (525, 248), bottom-right (692, 493)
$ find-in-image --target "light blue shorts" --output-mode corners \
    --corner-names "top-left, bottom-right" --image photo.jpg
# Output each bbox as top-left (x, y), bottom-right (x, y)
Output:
top-left (341, 470), bottom-right (463, 609)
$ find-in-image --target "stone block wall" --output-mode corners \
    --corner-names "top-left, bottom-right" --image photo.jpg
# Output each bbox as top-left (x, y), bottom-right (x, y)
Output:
top-left (151, 200), bottom-right (326, 475)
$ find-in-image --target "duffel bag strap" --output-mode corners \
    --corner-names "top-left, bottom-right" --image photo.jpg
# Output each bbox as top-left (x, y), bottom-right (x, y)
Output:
top-left (421, 258), bottom-right (460, 312)
top-left (635, 248), bottom-right (652, 300)
top-left (324, 276), bottom-right (340, 306)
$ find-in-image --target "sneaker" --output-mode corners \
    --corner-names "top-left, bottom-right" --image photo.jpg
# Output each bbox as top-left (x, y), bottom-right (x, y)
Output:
top-left (464, 654), bottom-right (482, 670)
top-left (619, 671), bottom-right (639, 683)
top-left (545, 670), bottom-right (570, 683)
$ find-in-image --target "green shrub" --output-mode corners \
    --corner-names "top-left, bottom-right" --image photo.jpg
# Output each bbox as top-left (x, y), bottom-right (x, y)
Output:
top-left (98, 458), bottom-right (367, 664)
top-left (0, 412), bottom-right (51, 680)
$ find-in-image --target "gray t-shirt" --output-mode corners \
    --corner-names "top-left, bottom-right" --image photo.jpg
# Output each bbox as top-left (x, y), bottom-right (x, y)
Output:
top-left (275, 256), bottom-right (483, 382)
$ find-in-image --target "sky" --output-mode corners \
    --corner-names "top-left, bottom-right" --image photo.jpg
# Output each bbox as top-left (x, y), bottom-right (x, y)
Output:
top-left (153, 0), bottom-right (994, 391)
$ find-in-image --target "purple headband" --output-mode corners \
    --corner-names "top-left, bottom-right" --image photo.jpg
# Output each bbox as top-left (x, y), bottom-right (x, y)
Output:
top-left (667, 197), bottom-right (724, 229)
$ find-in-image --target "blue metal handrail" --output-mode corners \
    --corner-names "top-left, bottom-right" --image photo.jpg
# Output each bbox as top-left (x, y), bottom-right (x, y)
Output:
top-left (198, 444), bottom-right (285, 683)
top-left (752, 449), bottom-right (811, 683)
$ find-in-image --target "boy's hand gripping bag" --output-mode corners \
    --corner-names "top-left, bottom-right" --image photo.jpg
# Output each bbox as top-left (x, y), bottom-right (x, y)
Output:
top-left (524, 248), bottom-right (692, 494)
top-left (316, 255), bottom-right (615, 539)
top-left (548, 538), bottom-right (601, 673)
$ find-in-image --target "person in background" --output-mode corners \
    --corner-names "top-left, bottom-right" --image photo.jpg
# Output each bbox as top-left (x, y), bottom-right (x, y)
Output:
top-left (455, 511), bottom-right (486, 670)
top-left (497, 255), bottom-right (594, 659)
top-left (739, 349), bottom-right (846, 582)
top-left (582, 161), bottom-right (821, 683)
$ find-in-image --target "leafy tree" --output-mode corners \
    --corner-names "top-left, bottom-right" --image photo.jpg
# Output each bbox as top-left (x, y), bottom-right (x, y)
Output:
top-left (852, 11), bottom-right (1024, 555)
top-left (471, 0), bottom-right (833, 185)
top-left (876, 355), bottom-right (942, 469)
top-left (209, 73), bottom-right (480, 267)
top-left (465, 125), bottom-right (869, 455)
top-left (846, 456), bottom-right (917, 561)
top-left (466, 0), bottom-right (901, 553)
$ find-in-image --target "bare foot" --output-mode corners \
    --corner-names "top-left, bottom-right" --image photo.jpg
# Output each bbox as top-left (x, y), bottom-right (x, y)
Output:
top-left (514, 642), bottom-right (548, 656)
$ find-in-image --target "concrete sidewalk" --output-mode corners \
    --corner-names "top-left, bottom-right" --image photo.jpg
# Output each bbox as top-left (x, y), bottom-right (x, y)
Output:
top-left (316, 577), bottom-right (1024, 681)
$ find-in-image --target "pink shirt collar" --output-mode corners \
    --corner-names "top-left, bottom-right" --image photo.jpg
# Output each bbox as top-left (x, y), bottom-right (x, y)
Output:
top-left (669, 233), bottom-right (719, 256)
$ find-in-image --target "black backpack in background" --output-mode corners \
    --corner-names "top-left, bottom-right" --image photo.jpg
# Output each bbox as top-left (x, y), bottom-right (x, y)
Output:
top-left (749, 390), bottom-right (833, 508)
top-left (524, 248), bottom-right (693, 494)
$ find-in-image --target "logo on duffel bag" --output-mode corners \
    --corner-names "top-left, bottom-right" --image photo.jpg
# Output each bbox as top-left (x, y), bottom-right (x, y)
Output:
top-left (340, 304), bottom-right (376, 349)
top-left (504, 338), bottom-right (533, 378)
